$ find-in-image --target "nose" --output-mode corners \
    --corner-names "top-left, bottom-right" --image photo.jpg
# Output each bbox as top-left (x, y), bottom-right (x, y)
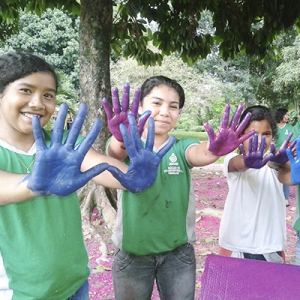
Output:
top-left (28, 93), bottom-right (45, 110)
top-left (159, 104), bottom-right (170, 116)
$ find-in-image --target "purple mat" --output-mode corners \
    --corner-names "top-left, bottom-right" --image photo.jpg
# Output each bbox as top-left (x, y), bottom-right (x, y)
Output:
top-left (200, 254), bottom-right (300, 300)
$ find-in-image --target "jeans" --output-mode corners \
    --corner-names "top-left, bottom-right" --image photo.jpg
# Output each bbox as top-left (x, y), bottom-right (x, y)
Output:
top-left (67, 280), bottom-right (89, 300)
top-left (295, 231), bottom-right (300, 265)
top-left (112, 243), bottom-right (196, 300)
top-left (283, 184), bottom-right (290, 200)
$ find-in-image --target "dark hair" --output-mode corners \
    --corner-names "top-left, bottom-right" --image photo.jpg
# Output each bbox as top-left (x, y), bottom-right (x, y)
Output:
top-left (140, 75), bottom-right (185, 109)
top-left (0, 52), bottom-right (58, 94)
top-left (239, 105), bottom-right (277, 138)
top-left (274, 108), bottom-right (288, 123)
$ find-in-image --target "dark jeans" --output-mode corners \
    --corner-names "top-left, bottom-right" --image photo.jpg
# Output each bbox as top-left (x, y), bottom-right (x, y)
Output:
top-left (243, 251), bottom-right (282, 261)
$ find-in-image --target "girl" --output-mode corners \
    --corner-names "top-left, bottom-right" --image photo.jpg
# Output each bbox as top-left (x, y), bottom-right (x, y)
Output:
top-left (103, 76), bottom-right (255, 300)
top-left (0, 52), bottom-right (173, 300)
top-left (219, 105), bottom-right (292, 263)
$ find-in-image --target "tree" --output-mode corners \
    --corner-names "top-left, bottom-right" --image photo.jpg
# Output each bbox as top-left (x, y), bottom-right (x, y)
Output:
top-left (1, 0), bottom-right (300, 227)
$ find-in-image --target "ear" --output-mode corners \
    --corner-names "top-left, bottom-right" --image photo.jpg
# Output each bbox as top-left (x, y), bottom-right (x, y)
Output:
top-left (138, 105), bottom-right (143, 116)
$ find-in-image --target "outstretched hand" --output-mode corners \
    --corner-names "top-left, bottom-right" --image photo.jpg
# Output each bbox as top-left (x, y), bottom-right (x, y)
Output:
top-left (269, 132), bottom-right (296, 165)
top-left (102, 83), bottom-right (150, 142)
top-left (27, 103), bottom-right (110, 196)
top-left (204, 103), bottom-right (255, 156)
top-left (287, 136), bottom-right (300, 184)
top-left (107, 114), bottom-right (176, 193)
top-left (240, 134), bottom-right (274, 169)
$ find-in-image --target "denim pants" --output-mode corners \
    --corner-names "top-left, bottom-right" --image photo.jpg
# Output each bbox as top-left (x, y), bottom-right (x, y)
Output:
top-left (295, 231), bottom-right (300, 266)
top-left (67, 280), bottom-right (89, 300)
top-left (283, 184), bottom-right (290, 200)
top-left (112, 243), bottom-right (196, 300)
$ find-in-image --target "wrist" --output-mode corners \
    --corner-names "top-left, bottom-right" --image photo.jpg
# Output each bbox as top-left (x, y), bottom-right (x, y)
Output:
top-left (269, 161), bottom-right (284, 171)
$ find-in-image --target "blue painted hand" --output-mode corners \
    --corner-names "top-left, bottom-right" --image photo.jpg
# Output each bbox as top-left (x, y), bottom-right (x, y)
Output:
top-left (27, 103), bottom-right (109, 196)
top-left (107, 114), bottom-right (176, 193)
top-left (286, 136), bottom-right (300, 184)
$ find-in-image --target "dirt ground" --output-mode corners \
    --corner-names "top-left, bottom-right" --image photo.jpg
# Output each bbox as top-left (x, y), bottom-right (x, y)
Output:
top-left (85, 164), bottom-right (297, 299)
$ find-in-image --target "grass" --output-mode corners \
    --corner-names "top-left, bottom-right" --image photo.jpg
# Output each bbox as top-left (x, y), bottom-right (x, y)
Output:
top-left (169, 131), bottom-right (225, 164)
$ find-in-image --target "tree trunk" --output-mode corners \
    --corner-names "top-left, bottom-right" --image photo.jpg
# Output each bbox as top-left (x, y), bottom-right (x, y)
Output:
top-left (78, 0), bottom-right (117, 231)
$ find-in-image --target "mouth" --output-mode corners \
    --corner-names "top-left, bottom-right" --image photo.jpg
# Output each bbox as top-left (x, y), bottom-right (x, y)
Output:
top-left (21, 112), bottom-right (42, 119)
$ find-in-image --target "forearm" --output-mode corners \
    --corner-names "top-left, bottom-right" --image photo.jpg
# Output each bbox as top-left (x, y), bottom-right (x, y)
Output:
top-left (186, 142), bottom-right (220, 167)
top-left (82, 147), bottom-right (127, 189)
top-left (107, 136), bottom-right (128, 161)
top-left (277, 162), bottom-right (293, 185)
top-left (0, 171), bottom-right (38, 205)
top-left (227, 154), bottom-right (248, 172)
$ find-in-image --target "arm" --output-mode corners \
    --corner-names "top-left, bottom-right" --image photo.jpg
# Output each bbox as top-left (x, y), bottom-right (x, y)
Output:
top-left (186, 103), bottom-right (255, 166)
top-left (30, 104), bottom-right (174, 195)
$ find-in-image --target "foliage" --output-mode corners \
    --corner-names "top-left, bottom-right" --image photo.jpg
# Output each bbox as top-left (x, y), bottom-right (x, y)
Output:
top-left (170, 131), bottom-right (208, 141)
top-left (1, 8), bottom-right (80, 88)
top-left (273, 34), bottom-right (300, 113)
top-left (2, 0), bottom-right (300, 67)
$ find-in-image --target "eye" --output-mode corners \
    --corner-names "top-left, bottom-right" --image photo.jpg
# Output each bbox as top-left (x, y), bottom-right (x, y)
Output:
top-left (44, 93), bottom-right (56, 100)
top-left (20, 88), bottom-right (31, 93)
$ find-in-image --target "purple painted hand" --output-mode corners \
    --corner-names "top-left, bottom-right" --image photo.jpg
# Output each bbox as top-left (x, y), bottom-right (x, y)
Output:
top-left (204, 103), bottom-right (255, 156)
top-left (240, 134), bottom-right (274, 169)
top-left (27, 103), bottom-right (110, 196)
top-left (269, 132), bottom-right (296, 165)
top-left (107, 114), bottom-right (176, 193)
top-left (286, 136), bottom-right (300, 184)
top-left (102, 83), bottom-right (150, 142)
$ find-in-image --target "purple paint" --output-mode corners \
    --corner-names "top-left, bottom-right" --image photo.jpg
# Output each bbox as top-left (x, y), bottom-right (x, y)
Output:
top-left (200, 254), bottom-right (300, 300)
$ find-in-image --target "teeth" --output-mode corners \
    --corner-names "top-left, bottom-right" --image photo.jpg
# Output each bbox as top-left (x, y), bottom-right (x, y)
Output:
top-left (23, 113), bottom-right (40, 119)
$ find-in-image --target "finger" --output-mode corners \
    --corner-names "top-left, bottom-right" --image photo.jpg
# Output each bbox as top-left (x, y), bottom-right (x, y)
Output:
top-left (106, 165), bottom-right (126, 186)
top-left (239, 144), bottom-right (246, 156)
top-left (112, 87), bottom-right (121, 114)
top-left (248, 135), bottom-right (254, 153)
top-left (81, 162), bottom-right (110, 182)
top-left (282, 132), bottom-right (294, 148)
top-left (259, 136), bottom-right (266, 154)
top-left (76, 118), bottom-right (102, 157)
top-left (51, 103), bottom-right (69, 146)
top-left (145, 117), bottom-right (154, 151)
top-left (262, 153), bottom-right (274, 164)
top-left (220, 103), bottom-right (230, 129)
top-left (32, 115), bottom-right (47, 151)
top-left (269, 143), bottom-right (276, 154)
top-left (120, 123), bottom-right (137, 158)
top-left (253, 134), bottom-right (259, 152)
top-left (288, 135), bottom-right (299, 149)
top-left (65, 103), bottom-right (87, 148)
top-left (230, 103), bottom-right (244, 130)
top-left (156, 136), bottom-right (176, 159)
top-left (128, 113), bottom-right (143, 150)
top-left (286, 148), bottom-right (295, 164)
top-left (238, 129), bottom-right (255, 144)
top-left (122, 83), bottom-right (130, 112)
top-left (138, 110), bottom-right (151, 135)
top-left (204, 122), bottom-right (215, 143)
top-left (102, 98), bottom-right (113, 120)
top-left (130, 88), bottom-right (141, 118)
top-left (235, 111), bottom-right (251, 136)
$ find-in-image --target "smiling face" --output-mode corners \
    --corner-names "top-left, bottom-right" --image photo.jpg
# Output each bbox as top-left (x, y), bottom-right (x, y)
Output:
top-left (139, 84), bottom-right (180, 143)
top-left (242, 119), bottom-right (273, 154)
top-left (0, 71), bottom-right (56, 145)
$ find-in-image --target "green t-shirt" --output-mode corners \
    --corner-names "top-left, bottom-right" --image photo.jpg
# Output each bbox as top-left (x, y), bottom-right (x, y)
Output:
top-left (275, 123), bottom-right (297, 149)
top-left (0, 130), bottom-right (89, 300)
top-left (112, 137), bottom-right (199, 256)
